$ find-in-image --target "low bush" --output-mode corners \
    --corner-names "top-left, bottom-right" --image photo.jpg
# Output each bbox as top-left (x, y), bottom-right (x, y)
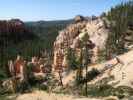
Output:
top-left (76, 68), bottom-right (100, 84)
top-left (81, 84), bottom-right (133, 99)
top-left (86, 68), bottom-right (100, 82)
top-left (0, 95), bottom-right (10, 100)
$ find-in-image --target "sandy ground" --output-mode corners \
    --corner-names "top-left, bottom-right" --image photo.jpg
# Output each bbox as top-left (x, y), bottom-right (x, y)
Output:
top-left (14, 90), bottom-right (102, 100)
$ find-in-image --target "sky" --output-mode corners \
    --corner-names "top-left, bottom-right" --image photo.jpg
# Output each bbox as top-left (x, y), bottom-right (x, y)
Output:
top-left (0, 0), bottom-right (128, 21)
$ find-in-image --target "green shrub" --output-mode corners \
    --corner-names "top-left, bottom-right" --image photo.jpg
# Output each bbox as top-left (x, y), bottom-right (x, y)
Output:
top-left (86, 68), bottom-right (100, 82)
top-left (85, 84), bottom-right (114, 97)
top-left (76, 68), bottom-right (100, 84)
top-left (0, 95), bottom-right (10, 100)
top-left (0, 70), bottom-right (7, 80)
top-left (81, 84), bottom-right (133, 99)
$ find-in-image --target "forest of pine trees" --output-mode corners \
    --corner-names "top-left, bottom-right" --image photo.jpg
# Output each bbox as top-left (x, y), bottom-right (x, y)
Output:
top-left (105, 1), bottom-right (133, 59)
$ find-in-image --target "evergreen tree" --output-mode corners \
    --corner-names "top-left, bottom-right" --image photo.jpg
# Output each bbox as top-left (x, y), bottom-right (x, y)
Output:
top-left (106, 1), bottom-right (133, 59)
top-left (81, 33), bottom-right (91, 96)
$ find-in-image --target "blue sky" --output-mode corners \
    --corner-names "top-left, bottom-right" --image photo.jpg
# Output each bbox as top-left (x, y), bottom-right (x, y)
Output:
top-left (0, 0), bottom-right (128, 21)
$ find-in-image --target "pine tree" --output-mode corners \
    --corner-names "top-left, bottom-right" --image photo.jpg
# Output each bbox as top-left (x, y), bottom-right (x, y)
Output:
top-left (80, 32), bottom-right (90, 96)
top-left (106, 1), bottom-right (133, 59)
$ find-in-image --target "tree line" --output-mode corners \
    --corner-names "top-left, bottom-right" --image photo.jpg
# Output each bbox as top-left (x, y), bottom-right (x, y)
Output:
top-left (105, 1), bottom-right (133, 59)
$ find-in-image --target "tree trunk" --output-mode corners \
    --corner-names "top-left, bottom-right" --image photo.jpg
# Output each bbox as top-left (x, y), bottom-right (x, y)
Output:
top-left (59, 72), bottom-right (63, 87)
top-left (85, 64), bottom-right (88, 96)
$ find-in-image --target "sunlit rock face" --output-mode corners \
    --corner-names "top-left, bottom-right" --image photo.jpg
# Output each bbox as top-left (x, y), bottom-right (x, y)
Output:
top-left (85, 18), bottom-right (109, 63)
top-left (53, 16), bottom-right (109, 70)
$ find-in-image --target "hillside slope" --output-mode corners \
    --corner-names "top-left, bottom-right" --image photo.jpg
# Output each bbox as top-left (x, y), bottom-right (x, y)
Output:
top-left (62, 49), bottom-right (133, 88)
top-left (88, 49), bottom-right (133, 88)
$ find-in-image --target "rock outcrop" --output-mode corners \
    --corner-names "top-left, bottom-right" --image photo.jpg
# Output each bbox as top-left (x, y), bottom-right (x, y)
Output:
top-left (0, 19), bottom-right (25, 33)
top-left (0, 19), bottom-right (36, 46)
top-left (74, 15), bottom-right (86, 23)
top-left (53, 16), bottom-right (109, 70)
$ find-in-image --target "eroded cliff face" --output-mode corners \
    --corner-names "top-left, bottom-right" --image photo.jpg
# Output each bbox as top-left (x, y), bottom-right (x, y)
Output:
top-left (53, 16), bottom-right (109, 70)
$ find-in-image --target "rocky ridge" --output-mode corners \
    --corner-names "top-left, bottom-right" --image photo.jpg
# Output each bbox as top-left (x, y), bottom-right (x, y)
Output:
top-left (53, 16), bottom-right (109, 69)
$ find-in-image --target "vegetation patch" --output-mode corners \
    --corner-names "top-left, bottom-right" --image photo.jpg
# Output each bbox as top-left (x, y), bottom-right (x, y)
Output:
top-left (78, 84), bottom-right (133, 99)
